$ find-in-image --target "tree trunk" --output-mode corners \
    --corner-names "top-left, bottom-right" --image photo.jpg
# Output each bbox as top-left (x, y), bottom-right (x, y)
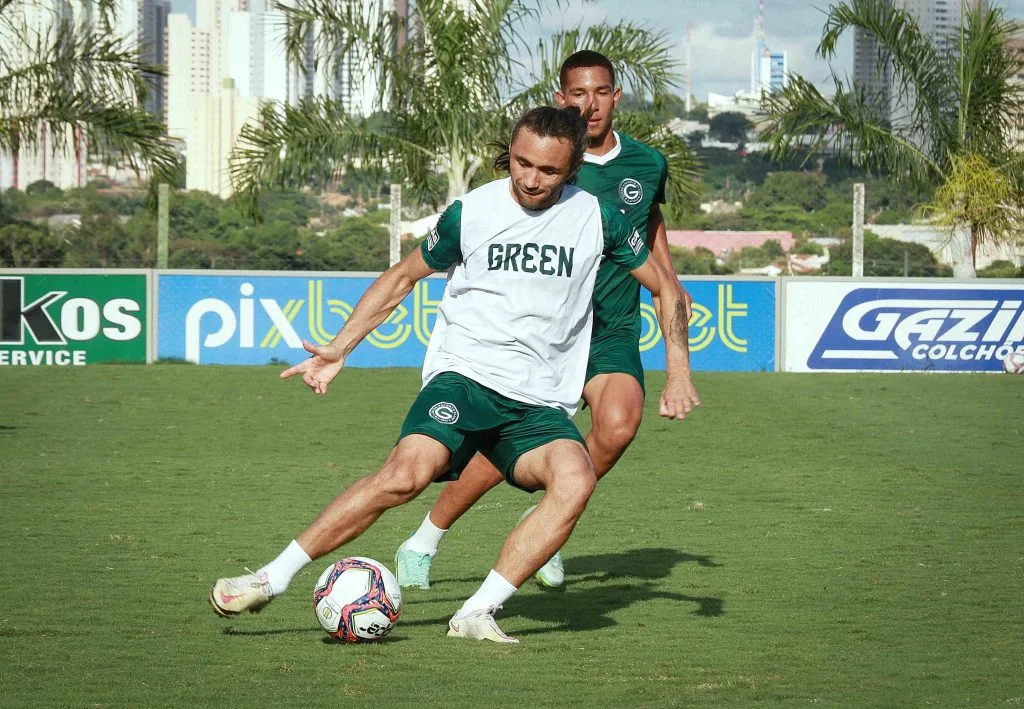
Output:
top-left (951, 222), bottom-right (976, 278)
top-left (445, 156), bottom-right (481, 205)
top-left (389, 183), bottom-right (402, 267)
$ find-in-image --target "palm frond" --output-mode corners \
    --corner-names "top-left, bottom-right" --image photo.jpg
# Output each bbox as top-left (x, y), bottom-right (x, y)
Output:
top-left (230, 97), bottom-right (434, 220)
top-left (514, 21), bottom-right (680, 110)
top-left (954, 4), bottom-right (1024, 159)
top-left (761, 74), bottom-right (939, 185)
top-left (0, 16), bottom-right (157, 124)
top-left (6, 91), bottom-right (182, 185)
top-left (916, 152), bottom-right (1022, 249)
top-left (817, 0), bottom-right (951, 150)
top-left (1, 2), bottom-right (179, 193)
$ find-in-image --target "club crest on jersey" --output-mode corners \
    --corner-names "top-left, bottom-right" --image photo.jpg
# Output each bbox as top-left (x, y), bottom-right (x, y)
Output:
top-left (619, 178), bottom-right (643, 205)
top-left (427, 226), bottom-right (440, 251)
top-left (429, 402), bottom-right (459, 424)
top-left (628, 230), bottom-right (644, 255)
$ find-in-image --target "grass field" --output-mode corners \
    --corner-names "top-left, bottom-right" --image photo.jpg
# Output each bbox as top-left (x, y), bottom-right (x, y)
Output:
top-left (1, 366), bottom-right (1022, 706)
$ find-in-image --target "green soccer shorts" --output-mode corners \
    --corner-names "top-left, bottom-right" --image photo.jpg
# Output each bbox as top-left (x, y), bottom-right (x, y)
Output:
top-left (585, 327), bottom-right (646, 396)
top-left (398, 371), bottom-right (586, 491)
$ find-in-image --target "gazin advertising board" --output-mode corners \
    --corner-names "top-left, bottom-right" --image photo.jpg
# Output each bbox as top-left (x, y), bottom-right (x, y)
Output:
top-left (783, 280), bottom-right (1024, 372)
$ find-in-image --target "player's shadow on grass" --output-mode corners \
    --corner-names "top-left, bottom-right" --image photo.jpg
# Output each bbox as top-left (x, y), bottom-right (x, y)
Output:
top-left (405, 547), bottom-right (723, 634)
top-left (440, 547), bottom-right (721, 588)
top-left (221, 626), bottom-right (409, 644)
top-left (505, 581), bottom-right (722, 636)
top-left (222, 626), bottom-right (323, 637)
top-left (566, 547), bottom-right (722, 583)
top-left (504, 547), bottom-right (724, 634)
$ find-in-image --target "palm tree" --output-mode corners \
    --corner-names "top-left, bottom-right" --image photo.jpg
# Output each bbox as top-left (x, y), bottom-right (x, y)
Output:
top-left (229, 0), bottom-right (700, 219)
top-left (0, 0), bottom-right (182, 192)
top-left (760, 0), bottom-right (1024, 277)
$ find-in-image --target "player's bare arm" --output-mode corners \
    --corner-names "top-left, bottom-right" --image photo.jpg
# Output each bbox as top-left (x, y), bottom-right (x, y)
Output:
top-left (628, 257), bottom-right (701, 420)
top-left (280, 249), bottom-right (436, 395)
top-left (647, 205), bottom-right (693, 322)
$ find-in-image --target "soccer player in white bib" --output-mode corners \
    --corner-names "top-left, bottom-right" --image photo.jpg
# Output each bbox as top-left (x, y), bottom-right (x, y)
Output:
top-left (208, 105), bottom-right (698, 643)
top-left (395, 50), bottom-right (698, 589)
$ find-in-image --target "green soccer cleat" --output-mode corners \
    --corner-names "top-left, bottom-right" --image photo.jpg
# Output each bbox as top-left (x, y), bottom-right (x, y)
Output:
top-left (535, 549), bottom-right (565, 588)
top-left (209, 571), bottom-right (272, 617)
top-left (395, 539), bottom-right (433, 589)
top-left (447, 610), bottom-right (519, 644)
top-left (519, 505), bottom-right (566, 588)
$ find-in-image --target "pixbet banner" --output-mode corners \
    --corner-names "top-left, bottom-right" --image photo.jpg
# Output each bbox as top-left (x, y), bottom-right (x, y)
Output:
top-left (0, 271), bottom-right (148, 366)
top-left (158, 272), bottom-right (776, 371)
top-left (157, 273), bottom-right (437, 367)
top-left (639, 279), bottom-right (775, 372)
top-left (783, 280), bottom-right (1024, 372)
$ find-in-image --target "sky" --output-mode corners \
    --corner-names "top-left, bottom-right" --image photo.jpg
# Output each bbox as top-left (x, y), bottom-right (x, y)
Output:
top-left (169, 0), bottom-right (1024, 101)
top-left (537, 0), bottom-right (1024, 100)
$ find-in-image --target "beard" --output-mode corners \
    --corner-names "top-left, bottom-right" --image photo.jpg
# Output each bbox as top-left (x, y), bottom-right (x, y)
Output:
top-left (510, 179), bottom-right (563, 211)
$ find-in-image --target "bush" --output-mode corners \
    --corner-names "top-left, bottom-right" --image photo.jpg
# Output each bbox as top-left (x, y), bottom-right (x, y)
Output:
top-left (977, 260), bottom-right (1024, 278)
top-left (792, 239), bottom-right (825, 256)
top-left (670, 246), bottom-right (733, 275)
top-left (824, 233), bottom-right (947, 277)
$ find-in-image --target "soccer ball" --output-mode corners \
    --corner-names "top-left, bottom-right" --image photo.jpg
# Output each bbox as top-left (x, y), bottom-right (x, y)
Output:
top-left (313, 557), bottom-right (402, 642)
top-left (1004, 350), bottom-right (1024, 374)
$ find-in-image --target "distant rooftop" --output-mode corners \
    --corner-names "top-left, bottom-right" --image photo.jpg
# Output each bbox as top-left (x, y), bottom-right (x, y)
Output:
top-left (666, 230), bottom-right (795, 258)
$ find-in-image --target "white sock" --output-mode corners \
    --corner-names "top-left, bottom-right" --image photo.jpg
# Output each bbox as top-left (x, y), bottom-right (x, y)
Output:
top-left (404, 513), bottom-right (448, 555)
top-left (257, 539), bottom-right (312, 596)
top-left (454, 569), bottom-right (518, 620)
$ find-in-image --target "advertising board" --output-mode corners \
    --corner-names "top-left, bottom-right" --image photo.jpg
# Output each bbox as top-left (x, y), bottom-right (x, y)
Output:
top-left (0, 271), bottom-right (148, 366)
top-left (782, 280), bottom-right (1024, 372)
top-left (158, 273), bottom-right (777, 371)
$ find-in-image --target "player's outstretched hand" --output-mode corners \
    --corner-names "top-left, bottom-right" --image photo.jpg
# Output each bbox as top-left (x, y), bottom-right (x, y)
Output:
top-left (659, 373), bottom-right (701, 421)
top-left (280, 340), bottom-right (345, 395)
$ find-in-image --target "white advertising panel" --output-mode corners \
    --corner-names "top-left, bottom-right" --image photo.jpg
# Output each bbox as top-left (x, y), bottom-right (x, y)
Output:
top-left (783, 280), bottom-right (1024, 372)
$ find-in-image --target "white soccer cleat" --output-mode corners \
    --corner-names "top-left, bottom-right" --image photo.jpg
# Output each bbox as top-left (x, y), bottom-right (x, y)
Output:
top-left (209, 571), bottom-right (272, 617)
top-left (446, 610), bottom-right (519, 644)
top-left (535, 550), bottom-right (565, 588)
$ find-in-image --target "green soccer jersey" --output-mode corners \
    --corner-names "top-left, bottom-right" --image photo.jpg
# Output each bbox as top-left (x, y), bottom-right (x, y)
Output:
top-left (574, 132), bottom-right (668, 339)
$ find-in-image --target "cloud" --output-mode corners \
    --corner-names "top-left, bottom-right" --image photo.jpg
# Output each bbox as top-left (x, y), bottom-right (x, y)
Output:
top-left (537, 1), bottom-right (609, 34)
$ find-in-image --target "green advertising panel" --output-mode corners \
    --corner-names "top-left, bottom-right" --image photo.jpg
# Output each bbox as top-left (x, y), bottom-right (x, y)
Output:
top-left (0, 272), bottom-right (147, 365)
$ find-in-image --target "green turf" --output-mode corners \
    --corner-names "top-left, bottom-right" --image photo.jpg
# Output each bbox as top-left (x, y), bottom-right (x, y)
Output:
top-left (0, 366), bottom-right (1022, 706)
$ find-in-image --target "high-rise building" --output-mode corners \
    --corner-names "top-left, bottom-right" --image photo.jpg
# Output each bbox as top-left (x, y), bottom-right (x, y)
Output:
top-left (141, 0), bottom-right (171, 118)
top-left (853, 0), bottom-right (989, 123)
top-left (750, 0), bottom-right (788, 100)
top-left (853, 0), bottom-right (893, 121)
top-left (162, 0), bottom-right (382, 196)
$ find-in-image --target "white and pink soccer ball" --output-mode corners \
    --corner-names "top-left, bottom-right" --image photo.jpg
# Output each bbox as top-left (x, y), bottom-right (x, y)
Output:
top-left (313, 557), bottom-right (402, 642)
top-left (1003, 350), bottom-right (1024, 375)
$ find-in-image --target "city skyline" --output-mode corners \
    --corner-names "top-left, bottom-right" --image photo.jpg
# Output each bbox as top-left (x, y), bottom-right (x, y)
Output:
top-left (168, 0), bottom-right (1024, 102)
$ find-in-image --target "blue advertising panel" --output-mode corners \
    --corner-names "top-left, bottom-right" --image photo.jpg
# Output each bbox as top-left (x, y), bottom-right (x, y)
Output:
top-left (158, 273), bottom-right (435, 366)
top-left (641, 280), bottom-right (776, 372)
top-left (157, 273), bottom-right (776, 371)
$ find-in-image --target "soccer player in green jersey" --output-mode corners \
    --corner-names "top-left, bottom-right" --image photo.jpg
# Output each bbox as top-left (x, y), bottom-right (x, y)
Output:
top-left (395, 50), bottom-right (699, 589)
top-left (208, 106), bottom-right (696, 643)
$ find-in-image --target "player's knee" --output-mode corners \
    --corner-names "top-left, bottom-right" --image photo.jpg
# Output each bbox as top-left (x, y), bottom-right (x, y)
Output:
top-left (376, 462), bottom-right (431, 502)
top-left (548, 463), bottom-right (596, 516)
top-left (593, 407), bottom-right (642, 452)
